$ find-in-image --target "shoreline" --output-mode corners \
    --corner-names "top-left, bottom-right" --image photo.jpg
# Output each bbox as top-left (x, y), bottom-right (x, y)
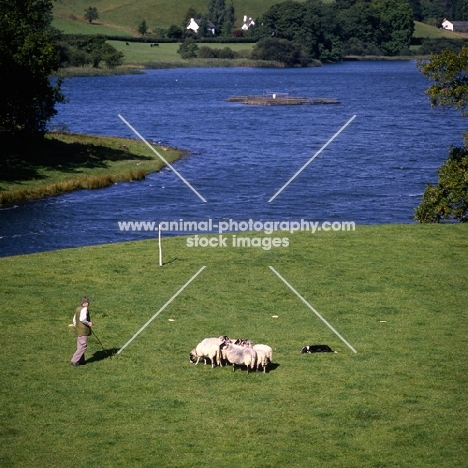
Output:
top-left (56, 58), bottom-right (308, 78)
top-left (57, 55), bottom-right (426, 77)
top-left (0, 132), bottom-right (187, 206)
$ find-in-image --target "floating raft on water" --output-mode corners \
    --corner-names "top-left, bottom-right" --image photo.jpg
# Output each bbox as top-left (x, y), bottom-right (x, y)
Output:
top-left (225, 95), bottom-right (340, 106)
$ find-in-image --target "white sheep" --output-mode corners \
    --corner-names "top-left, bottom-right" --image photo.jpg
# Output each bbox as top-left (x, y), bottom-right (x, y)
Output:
top-left (220, 342), bottom-right (257, 373)
top-left (189, 337), bottom-right (223, 368)
top-left (253, 344), bottom-right (273, 373)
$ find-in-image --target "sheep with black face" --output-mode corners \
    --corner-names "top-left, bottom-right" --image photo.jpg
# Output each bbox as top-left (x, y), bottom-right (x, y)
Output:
top-left (220, 342), bottom-right (257, 373)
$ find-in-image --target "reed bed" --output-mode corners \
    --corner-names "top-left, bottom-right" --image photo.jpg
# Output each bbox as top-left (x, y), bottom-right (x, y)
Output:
top-left (0, 169), bottom-right (147, 205)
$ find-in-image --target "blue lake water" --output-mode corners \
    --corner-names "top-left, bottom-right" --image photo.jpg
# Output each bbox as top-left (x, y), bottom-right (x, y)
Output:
top-left (1, 61), bottom-right (466, 257)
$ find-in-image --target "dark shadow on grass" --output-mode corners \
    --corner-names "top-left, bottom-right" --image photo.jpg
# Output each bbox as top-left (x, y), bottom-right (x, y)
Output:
top-left (266, 362), bottom-right (280, 373)
top-left (0, 134), bottom-right (153, 184)
top-left (237, 363), bottom-right (280, 373)
top-left (86, 347), bottom-right (119, 363)
top-left (162, 257), bottom-right (179, 266)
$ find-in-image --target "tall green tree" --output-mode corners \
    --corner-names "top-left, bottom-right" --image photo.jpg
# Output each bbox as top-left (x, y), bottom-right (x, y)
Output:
top-left (225, 1), bottom-right (236, 24)
top-left (167, 25), bottom-right (183, 39)
top-left (208, 0), bottom-right (226, 31)
top-left (373, 0), bottom-right (414, 56)
top-left (252, 37), bottom-right (309, 66)
top-left (84, 6), bottom-right (99, 24)
top-left (0, 0), bottom-right (63, 138)
top-left (409, 0), bottom-right (423, 20)
top-left (57, 35), bottom-right (123, 69)
top-left (260, 1), bottom-right (307, 43)
top-left (418, 47), bottom-right (468, 116)
top-left (177, 38), bottom-right (198, 59)
top-left (338, 1), bottom-right (382, 46)
top-left (222, 1), bottom-right (236, 36)
top-left (257, 0), bottom-right (342, 61)
top-left (455, 0), bottom-right (468, 20)
top-left (414, 147), bottom-right (468, 222)
top-left (138, 20), bottom-right (148, 36)
top-left (415, 47), bottom-right (468, 223)
top-left (197, 16), bottom-right (210, 38)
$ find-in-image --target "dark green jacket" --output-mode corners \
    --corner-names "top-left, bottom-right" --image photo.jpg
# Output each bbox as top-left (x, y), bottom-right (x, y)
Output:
top-left (74, 306), bottom-right (91, 337)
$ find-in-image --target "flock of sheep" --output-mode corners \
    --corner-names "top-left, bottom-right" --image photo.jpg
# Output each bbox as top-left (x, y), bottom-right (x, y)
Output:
top-left (190, 336), bottom-right (273, 374)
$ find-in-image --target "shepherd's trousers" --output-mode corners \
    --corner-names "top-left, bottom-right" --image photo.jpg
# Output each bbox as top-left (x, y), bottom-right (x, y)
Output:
top-left (71, 336), bottom-right (88, 365)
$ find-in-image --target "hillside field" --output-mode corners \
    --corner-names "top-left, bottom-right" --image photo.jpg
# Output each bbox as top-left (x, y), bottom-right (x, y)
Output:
top-left (57, 0), bottom-right (449, 40)
top-left (52, 0), bottom-right (300, 36)
top-left (413, 20), bottom-right (468, 39)
top-left (51, 0), bottom-right (466, 45)
top-left (1, 224), bottom-right (467, 467)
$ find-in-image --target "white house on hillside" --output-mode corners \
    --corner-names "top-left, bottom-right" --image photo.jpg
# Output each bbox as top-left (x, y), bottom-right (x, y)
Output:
top-left (187, 18), bottom-right (216, 35)
top-left (442, 18), bottom-right (468, 32)
top-left (242, 15), bottom-right (255, 31)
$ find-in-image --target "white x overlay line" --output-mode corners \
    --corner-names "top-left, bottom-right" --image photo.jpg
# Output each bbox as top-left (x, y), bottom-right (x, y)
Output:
top-left (269, 266), bottom-right (357, 353)
top-left (268, 115), bottom-right (356, 203)
top-left (118, 114), bottom-right (207, 203)
top-left (117, 266), bottom-right (206, 354)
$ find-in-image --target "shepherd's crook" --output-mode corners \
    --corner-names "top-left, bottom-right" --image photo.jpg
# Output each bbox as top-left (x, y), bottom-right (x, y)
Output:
top-left (92, 328), bottom-right (112, 359)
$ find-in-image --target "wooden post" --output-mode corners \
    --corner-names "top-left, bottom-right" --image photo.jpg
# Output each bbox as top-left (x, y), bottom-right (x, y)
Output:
top-left (159, 224), bottom-right (162, 267)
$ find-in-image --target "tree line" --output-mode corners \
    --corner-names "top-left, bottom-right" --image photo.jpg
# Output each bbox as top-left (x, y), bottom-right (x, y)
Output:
top-left (176, 0), bottom-right (414, 65)
top-left (57, 35), bottom-right (124, 68)
top-left (410, 0), bottom-right (468, 24)
top-left (253, 0), bottom-right (414, 62)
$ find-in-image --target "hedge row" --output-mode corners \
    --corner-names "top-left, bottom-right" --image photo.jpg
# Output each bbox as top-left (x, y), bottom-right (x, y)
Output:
top-left (62, 34), bottom-right (257, 44)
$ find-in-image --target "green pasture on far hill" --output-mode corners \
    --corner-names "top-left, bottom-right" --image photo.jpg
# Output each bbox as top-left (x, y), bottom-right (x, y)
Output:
top-left (107, 40), bottom-right (255, 65)
top-left (413, 20), bottom-right (468, 39)
top-left (1, 224), bottom-right (467, 467)
top-left (52, 0), bottom-right (301, 34)
top-left (53, 17), bottom-right (131, 36)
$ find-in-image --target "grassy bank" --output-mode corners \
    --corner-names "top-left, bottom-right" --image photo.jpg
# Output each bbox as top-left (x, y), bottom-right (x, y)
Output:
top-left (0, 224), bottom-right (467, 467)
top-left (0, 132), bottom-right (186, 205)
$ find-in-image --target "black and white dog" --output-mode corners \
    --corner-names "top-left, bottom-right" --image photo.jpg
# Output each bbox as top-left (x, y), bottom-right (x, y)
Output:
top-left (301, 344), bottom-right (334, 353)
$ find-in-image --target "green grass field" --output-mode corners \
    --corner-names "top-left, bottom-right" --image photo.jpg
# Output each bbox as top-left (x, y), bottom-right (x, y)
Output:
top-left (52, 0), bottom-right (299, 35)
top-left (1, 224), bottom-right (467, 467)
top-left (107, 40), bottom-right (255, 65)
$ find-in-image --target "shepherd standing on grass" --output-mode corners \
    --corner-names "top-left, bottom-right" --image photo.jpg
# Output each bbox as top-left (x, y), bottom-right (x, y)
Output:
top-left (70, 297), bottom-right (93, 367)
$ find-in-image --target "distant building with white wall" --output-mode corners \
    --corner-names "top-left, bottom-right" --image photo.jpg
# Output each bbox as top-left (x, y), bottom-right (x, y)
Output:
top-left (242, 15), bottom-right (255, 31)
top-left (442, 18), bottom-right (468, 32)
top-left (187, 18), bottom-right (216, 35)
